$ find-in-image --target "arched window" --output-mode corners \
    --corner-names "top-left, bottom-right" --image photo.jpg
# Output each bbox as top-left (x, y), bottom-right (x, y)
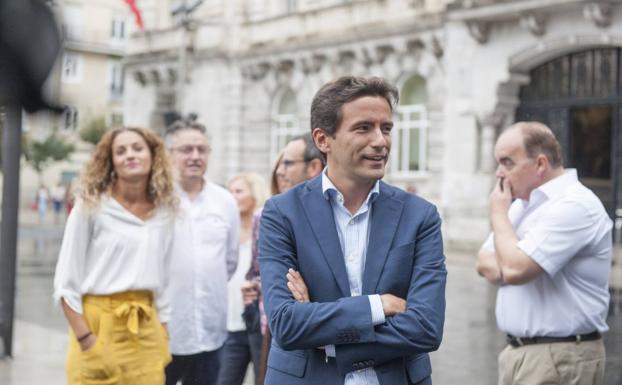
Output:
top-left (392, 74), bottom-right (428, 174)
top-left (271, 88), bottom-right (304, 156)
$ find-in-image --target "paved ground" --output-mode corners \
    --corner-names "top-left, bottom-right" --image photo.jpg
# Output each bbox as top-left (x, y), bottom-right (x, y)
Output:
top-left (1, 212), bottom-right (621, 384)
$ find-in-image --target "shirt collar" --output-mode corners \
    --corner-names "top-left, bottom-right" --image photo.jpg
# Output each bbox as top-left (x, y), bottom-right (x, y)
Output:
top-left (528, 168), bottom-right (578, 202)
top-left (176, 175), bottom-right (209, 203)
top-left (321, 167), bottom-right (380, 206)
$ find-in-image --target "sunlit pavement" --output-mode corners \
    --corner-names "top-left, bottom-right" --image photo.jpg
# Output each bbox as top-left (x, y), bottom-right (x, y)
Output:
top-left (1, 220), bottom-right (621, 385)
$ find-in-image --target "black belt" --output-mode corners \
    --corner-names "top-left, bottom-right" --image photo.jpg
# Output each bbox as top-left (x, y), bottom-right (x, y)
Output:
top-left (506, 331), bottom-right (601, 347)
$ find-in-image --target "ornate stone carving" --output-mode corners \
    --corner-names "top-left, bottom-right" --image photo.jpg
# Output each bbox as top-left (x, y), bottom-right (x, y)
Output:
top-left (375, 44), bottom-right (395, 64)
top-left (167, 68), bottom-right (178, 85)
top-left (133, 70), bottom-right (147, 86)
top-left (245, 62), bottom-right (271, 81)
top-left (466, 20), bottom-right (490, 44)
top-left (275, 59), bottom-right (294, 84)
top-left (150, 69), bottom-right (161, 85)
top-left (429, 36), bottom-right (444, 58)
top-left (300, 54), bottom-right (327, 74)
top-left (583, 2), bottom-right (612, 28)
top-left (520, 12), bottom-right (546, 37)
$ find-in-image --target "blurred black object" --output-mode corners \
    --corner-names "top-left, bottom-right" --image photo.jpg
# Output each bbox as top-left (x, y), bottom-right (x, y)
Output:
top-left (0, 0), bottom-right (63, 112)
top-left (0, 0), bottom-right (63, 358)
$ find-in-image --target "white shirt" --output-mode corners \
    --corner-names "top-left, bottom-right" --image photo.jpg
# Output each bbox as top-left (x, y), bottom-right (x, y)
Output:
top-left (227, 241), bottom-right (252, 332)
top-left (322, 170), bottom-right (385, 385)
top-left (168, 180), bottom-right (240, 355)
top-left (53, 196), bottom-right (175, 322)
top-left (482, 169), bottom-right (612, 337)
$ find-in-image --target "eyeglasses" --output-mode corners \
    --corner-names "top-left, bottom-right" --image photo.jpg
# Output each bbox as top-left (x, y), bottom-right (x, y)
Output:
top-left (280, 159), bottom-right (307, 169)
top-left (171, 145), bottom-right (211, 155)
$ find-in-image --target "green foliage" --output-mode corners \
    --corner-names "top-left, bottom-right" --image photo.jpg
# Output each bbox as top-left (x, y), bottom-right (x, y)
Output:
top-left (79, 116), bottom-right (108, 145)
top-left (23, 133), bottom-right (74, 173)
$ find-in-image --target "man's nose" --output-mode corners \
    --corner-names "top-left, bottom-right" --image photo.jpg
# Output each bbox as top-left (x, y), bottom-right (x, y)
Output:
top-left (370, 126), bottom-right (388, 147)
top-left (276, 162), bottom-right (286, 176)
top-left (189, 148), bottom-right (202, 158)
top-left (495, 165), bottom-right (503, 178)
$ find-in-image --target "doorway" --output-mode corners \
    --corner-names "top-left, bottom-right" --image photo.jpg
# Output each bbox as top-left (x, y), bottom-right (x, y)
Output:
top-left (515, 47), bottom-right (620, 218)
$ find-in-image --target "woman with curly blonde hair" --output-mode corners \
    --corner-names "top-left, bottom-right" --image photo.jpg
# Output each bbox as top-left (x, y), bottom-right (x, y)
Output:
top-left (54, 126), bottom-right (177, 385)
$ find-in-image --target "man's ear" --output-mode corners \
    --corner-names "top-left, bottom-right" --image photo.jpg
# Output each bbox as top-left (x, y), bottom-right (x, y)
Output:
top-left (536, 154), bottom-right (548, 176)
top-left (306, 158), bottom-right (323, 178)
top-left (312, 127), bottom-right (330, 154)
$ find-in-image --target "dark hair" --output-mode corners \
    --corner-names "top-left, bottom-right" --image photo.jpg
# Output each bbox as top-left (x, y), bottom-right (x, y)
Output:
top-left (164, 119), bottom-right (208, 148)
top-left (290, 132), bottom-right (326, 167)
top-left (165, 119), bottom-right (206, 135)
top-left (310, 76), bottom-right (399, 137)
top-left (514, 121), bottom-right (563, 168)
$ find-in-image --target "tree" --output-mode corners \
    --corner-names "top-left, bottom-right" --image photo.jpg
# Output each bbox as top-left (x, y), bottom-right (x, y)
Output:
top-left (79, 116), bottom-right (108, 145)
top-left (23, 133), bottom-right (74, 176)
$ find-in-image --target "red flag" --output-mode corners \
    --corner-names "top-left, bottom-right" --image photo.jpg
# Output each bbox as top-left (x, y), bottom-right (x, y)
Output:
top-left (124, 0), bottom-right (144, 30)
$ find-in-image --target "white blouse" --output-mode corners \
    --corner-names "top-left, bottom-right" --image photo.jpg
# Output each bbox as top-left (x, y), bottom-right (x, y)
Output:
top-left (226, 241), bottom-right (252, 332)
top-left (53, 195), bottom-right (175, 322)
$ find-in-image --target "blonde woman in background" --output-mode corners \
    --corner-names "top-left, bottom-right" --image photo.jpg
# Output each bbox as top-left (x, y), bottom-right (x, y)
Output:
top-left (54, 127), bottom-right (177, 385)
top-left (218, 173), bottom-right (268, 385)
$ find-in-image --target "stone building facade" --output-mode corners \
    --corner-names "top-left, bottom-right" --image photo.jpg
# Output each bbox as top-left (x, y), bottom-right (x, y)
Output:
top-left (124, 0), bottom-right (621, 249)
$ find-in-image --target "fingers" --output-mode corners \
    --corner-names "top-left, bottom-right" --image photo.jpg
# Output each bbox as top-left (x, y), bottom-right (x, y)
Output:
top-left (287, 281), bottom-right (304, 302)
top-left (502, 178), bottom-right (511, 196)
top-left (287, 268), bottom-right (310, 303)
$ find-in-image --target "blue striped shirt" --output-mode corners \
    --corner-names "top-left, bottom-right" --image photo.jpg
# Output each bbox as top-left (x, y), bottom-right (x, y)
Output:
top-left (322, 170), bottom-right (385, 385)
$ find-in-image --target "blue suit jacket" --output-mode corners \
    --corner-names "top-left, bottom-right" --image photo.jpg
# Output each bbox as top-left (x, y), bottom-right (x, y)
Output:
top-left (259, 176), bottom-right (447, 385)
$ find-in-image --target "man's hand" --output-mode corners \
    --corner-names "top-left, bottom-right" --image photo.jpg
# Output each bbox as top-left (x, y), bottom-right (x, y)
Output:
top-left (379, 294), bottom-right (406, 316)
top-left (489, 177), bottom-right (512, 219)
top-left (287, 268), bottom-right (310, 303)
top-left (241, 280), bottom-right (260, 305)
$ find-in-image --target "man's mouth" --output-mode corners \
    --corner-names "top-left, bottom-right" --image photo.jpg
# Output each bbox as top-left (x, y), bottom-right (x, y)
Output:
top-left (363, 155), bottom-right (386, 162)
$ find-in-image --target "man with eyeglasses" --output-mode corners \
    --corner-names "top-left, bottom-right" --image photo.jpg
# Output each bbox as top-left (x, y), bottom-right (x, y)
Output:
top-left (164, 119), bottom-right (240, 385)
top-left (277, 133), bottom-right (325, 190)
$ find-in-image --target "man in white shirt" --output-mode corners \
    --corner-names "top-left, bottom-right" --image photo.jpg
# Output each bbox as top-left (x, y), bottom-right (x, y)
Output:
top-left (165, 119), bottom-right (240, 385)
top-left (476, 121), bottom-right (612, 385)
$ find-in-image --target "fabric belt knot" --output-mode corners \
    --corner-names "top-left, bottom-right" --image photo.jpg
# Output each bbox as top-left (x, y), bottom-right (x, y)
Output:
top-left (114, 301), bottom-right (152, 335)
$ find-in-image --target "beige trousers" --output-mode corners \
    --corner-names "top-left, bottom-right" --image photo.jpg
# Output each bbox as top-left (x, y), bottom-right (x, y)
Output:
top-left (498, 339), bottom-right (605, 385)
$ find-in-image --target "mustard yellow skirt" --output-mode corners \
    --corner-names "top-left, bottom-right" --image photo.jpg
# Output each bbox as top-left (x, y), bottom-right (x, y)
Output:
top-left (66, 290), bottom-right (171, 385)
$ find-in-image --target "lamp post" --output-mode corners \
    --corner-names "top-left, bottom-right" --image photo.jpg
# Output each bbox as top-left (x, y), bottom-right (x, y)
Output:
top-left (0, 105), bottom-right (21, 358)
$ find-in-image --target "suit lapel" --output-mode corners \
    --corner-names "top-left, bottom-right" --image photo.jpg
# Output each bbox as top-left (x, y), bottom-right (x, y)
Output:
top-left (299, 177), bottom-right (351, 297)
top-left (362, 182), bottom-right (404, 295)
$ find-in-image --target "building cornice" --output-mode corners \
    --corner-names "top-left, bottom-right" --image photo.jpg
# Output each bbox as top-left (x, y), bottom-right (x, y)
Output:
top-left (447, 0), bottom-right (589, 22)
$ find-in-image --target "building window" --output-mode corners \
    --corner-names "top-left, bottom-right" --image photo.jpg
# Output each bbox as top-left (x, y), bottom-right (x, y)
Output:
top-left (271, 88), bottom-right (304, 158)
top-left (61, 53), bottom-right (83, 83)
top-left (63, 107), bottom-right (79, 131)
top-left (285, 0), bottom-right (297, 14)
top-left (108, 61), bottom-right (124, 99)
top-left (109, 112), bottom-right (124, 126)
top-left (392, 75), bottom-right (428, 174)
top-left (111, 17), bottom-right (126, 40)
top-left (62, 5), bottom-right (81, 40)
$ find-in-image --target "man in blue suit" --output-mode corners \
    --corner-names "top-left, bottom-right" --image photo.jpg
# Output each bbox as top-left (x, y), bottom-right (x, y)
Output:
top-left (259, 76), bottom-right (446, 385)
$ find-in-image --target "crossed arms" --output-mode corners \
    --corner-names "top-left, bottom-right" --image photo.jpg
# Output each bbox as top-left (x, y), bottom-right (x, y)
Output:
top-left (258, 198), bottom-right (447, 374)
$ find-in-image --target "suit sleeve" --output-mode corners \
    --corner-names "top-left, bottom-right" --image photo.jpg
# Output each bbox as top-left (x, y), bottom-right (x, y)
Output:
top-left (259, 198), bottom-right (377, 351)
top-left (334, 204), bottom-right (447, 375)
